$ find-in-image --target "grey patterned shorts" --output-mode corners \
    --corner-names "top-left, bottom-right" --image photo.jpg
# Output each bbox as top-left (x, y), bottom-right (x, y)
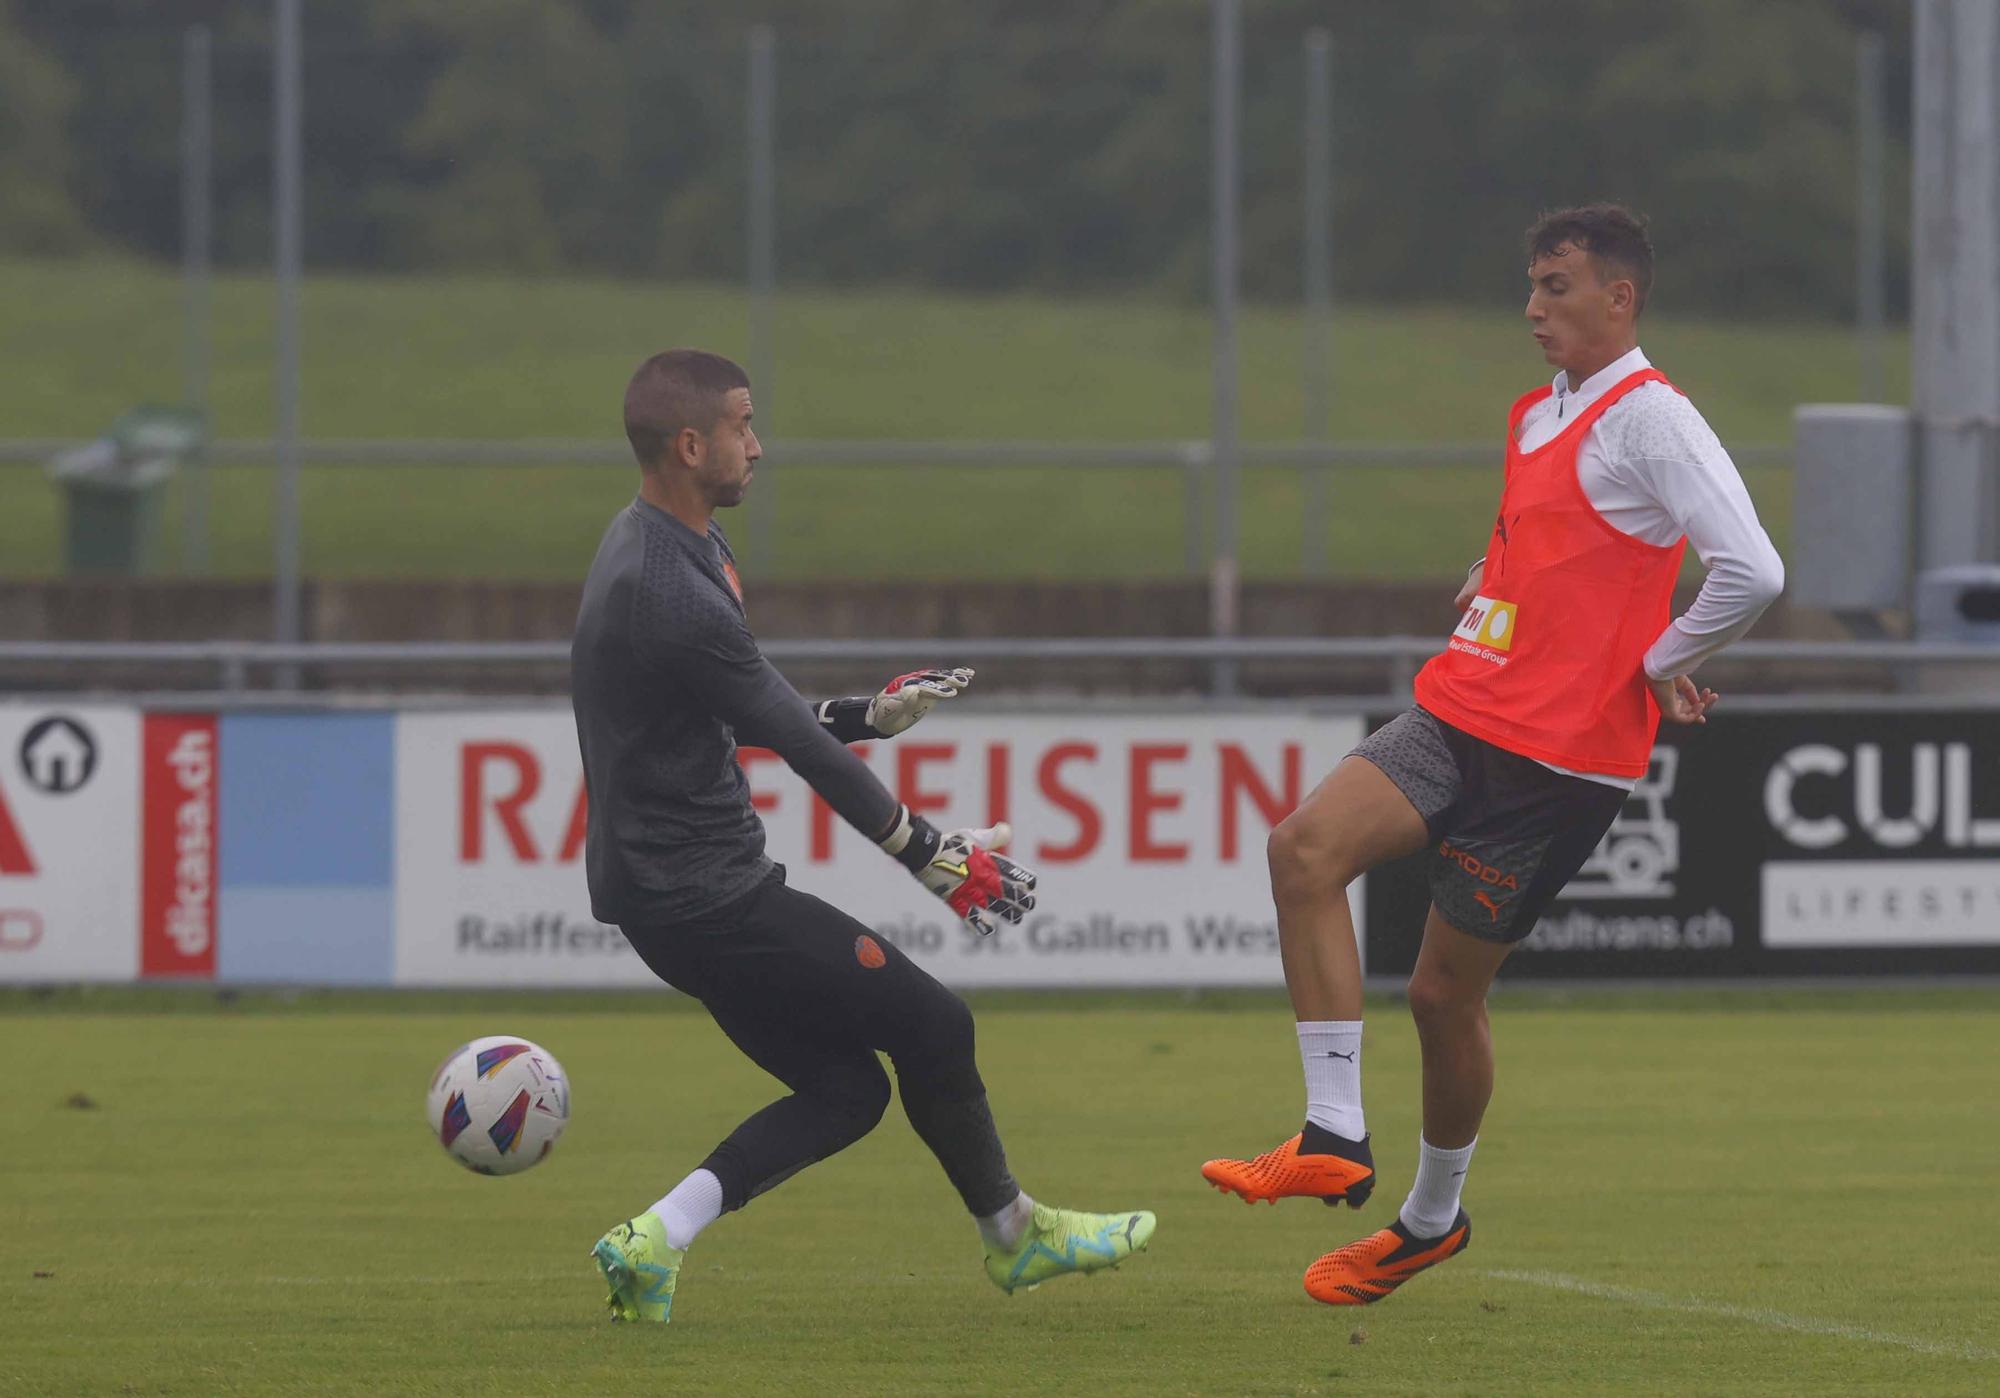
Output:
top-left (1350, 708), bottom-right (1626, 943)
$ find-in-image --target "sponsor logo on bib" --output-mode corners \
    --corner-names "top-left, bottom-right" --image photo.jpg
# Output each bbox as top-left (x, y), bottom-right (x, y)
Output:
top-left (1448, 594), bottom-right (1518, 664)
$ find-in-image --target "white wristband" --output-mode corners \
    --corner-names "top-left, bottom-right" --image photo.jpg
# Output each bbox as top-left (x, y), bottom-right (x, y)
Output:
top-left (876, 803), bottom-right (914, 855)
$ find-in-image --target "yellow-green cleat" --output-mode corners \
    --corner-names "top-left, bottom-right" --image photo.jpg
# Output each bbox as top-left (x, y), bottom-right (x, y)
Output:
top-left (591, 1214), bottom-right (684, 1323)
top-left (983, 1203), bottom-right (1156, 1295)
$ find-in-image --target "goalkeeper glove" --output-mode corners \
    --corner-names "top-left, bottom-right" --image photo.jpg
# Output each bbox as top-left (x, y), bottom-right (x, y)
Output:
top-left (817, 668), bottom-right (974, 741)
top-left (878, 807), bottom-right (1037, 936)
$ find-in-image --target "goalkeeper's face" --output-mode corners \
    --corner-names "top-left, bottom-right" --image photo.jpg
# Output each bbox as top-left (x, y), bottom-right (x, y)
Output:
top-left (696, 388), bottom-right (761, 508)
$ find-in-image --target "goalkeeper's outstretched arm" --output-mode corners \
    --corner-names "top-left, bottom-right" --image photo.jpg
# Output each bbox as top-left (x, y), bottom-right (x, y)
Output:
top-left (813, 667), bottom-right (975, 741)
top-left (665, 635), bottom-right (1030, 931)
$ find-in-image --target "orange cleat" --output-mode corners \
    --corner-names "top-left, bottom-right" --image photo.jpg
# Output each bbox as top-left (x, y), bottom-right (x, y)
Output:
top-left (1200, 1130), bottom-right (1374, 1208)
top-left (1303, 1209), bottom-right (1470, 1306)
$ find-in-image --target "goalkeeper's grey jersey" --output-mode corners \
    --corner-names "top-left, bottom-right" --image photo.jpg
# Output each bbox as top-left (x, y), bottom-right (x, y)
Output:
top-left (570, 498), bottom-right (898, 927)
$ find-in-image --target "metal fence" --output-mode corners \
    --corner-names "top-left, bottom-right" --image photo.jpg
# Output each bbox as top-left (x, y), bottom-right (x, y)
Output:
top-left (1, 4), bottom-right (1901, 606)
top-left (3, 637), bottom-right (1990, 706)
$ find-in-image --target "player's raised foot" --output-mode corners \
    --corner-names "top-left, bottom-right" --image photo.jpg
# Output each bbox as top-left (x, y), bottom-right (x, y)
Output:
top-left (983, 1203), bottom-right (1156, 1295)
top-left (1201, 1123), bottom-right (1375, 1208)
top-left (1303, 1208), bottom-right (1470, 1306)
top-left (590, 1214), bottom-right (684, 1323)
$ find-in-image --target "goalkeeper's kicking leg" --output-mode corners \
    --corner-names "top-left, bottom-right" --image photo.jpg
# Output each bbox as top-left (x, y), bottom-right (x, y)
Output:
top-left (591, 880), bottom-right (1155, 1322)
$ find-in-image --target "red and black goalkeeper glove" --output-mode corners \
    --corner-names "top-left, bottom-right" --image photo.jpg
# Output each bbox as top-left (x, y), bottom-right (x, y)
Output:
top-left (877, 808), bottom-right (1037, 936)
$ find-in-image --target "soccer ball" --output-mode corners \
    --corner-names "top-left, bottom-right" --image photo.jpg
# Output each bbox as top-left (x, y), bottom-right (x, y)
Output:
top-left (426, 1035), bottom-right (570, 1176)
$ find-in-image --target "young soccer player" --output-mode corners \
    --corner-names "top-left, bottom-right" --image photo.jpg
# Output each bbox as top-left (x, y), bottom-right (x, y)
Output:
top-left (573, 349), bottom-right (1154, 1323)
top-left (1202, 206), bottom-right (1784, 1304)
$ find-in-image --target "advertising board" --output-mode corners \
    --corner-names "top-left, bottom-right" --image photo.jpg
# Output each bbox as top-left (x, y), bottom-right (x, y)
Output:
top-left (395, 711), bottom-right (1366, 988)
top-left (142, 714), bottom-right (218, 979)
top-left (0, 705), bottom-right (139, 982)
top-left (1365, 709), bottom-right (2000, 978)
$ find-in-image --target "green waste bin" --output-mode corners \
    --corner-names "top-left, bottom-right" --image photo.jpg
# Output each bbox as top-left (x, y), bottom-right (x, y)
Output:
top-left (48, 405), bottom-right (205, 576)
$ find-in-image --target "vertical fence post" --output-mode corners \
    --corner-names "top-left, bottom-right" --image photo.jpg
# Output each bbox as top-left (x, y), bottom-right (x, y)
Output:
top-left (1182, 443), bottom-right (1207, 574)
top-left (272, 0), bottom-right (304, 674)
top-left (1302, 28), bottom-right (1333, 575)
top-left (1912, 0), bottom-right (2000, 569)
top-left (1209, 0), bottom-right (1241, 696)
top-left (747, 25), bottom-right (777, 570)
top-left (181, 25), bottom-right (213, 573)
top-left (1856, 29), bottom-right (1888, 404)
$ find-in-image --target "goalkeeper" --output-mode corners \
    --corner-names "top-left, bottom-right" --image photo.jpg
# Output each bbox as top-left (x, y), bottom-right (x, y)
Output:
top-left (572, 349), bottom-right (1155, 1324)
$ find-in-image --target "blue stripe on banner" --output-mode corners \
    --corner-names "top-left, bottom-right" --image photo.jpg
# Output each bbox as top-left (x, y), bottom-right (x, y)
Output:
top-left (219, 713), bottom-right (394, 888)
top-left (218, 887), bottom-right (394, 985)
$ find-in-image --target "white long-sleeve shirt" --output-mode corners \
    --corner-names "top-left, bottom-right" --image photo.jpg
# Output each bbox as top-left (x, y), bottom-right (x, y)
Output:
top-left (1470, 345), bottom-right (1785, 788)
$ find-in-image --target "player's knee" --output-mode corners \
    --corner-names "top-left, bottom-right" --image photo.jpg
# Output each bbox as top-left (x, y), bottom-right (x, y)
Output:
top-left (1268, 813), bottom-right (1359, 895)
top-left (920, 988), bottom-right (977, 1065)
top-left (1405, 970), bottom-right (1476, 1029)
top-left (1405, 973), bottom-right (1452, 1029)
top-left (889, 988), bottom-right (981, 1097)
top-left (820, 1060), bottom-right (892, 1136)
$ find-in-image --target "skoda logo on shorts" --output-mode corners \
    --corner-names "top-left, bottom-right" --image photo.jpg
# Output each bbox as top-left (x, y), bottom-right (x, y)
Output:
top-left (19, 715), bottom-right (99, 796)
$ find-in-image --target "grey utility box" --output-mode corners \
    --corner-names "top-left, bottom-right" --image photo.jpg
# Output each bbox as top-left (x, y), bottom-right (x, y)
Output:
top-left (1912, 565), bottom-right (2000, 695)
top-left (1791, 404), bottom-right (1913, 611)
top-left (1915, 566), bottom-right (2000, 637)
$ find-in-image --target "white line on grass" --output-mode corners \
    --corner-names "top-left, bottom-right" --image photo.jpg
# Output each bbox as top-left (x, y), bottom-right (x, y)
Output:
top-left (1483, 1269), bottom-right (1997, 1364)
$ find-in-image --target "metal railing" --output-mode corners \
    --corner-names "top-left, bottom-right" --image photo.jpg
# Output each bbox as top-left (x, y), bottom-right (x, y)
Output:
top-left (0, 636), bottom-right (1986, 703)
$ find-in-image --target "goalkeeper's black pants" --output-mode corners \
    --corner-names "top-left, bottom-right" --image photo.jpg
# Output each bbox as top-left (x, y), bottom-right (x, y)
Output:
top-left (622, 874), bottom-right (1021, 1218)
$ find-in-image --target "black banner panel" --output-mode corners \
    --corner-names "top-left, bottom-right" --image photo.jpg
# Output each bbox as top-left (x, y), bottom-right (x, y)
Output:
top-left (1363, 708), bottom-right (2000, 979)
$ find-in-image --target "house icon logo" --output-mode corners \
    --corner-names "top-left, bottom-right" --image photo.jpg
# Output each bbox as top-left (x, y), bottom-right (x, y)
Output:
top-left (19, 715), bottom-right (98, 796)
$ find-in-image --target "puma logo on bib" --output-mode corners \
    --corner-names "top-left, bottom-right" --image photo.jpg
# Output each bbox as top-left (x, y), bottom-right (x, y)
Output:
top-left (1448, 594), bottom-right (1518, 664)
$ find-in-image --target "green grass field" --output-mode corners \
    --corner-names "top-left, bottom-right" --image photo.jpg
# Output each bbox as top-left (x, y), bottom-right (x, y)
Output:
top-left (4, 987), bottom-right (1993, 1396)
top-left (0, 258), bottom-right (1904, 580)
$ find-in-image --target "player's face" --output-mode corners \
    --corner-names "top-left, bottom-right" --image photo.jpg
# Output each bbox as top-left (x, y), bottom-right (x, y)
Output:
top-left (1525, 244), bottom-right (1624, 374)
top-left (700, 388), bottom-right (761, 508)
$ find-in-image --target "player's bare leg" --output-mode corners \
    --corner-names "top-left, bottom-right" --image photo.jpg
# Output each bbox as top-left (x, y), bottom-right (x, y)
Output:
top-left (1202, 756), bottom-right (1429, 1208)
top-left (1270, 756), bottom-right (1430, 1022)
top-left (1407, 904), bottom-right (1514, 1149)
top-left (1305, 905), bottom-right (1506, 1304)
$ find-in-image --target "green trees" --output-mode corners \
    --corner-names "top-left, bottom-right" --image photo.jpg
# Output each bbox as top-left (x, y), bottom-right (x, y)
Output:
top-left (6, 0), bottom-right (1910, 319)
top-left (0, 0), bottom-right (88, 253)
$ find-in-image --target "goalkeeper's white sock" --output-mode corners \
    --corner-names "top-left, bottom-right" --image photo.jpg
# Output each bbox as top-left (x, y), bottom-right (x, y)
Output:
top-left (650, 1168), bottom-right (725, 1250)
top-left (977, 1190), bottom-right (1037, 1251)
top-left (1298, 1020), bottom-right (1366, 1140)
top-left (1399, 1137), bottom-right (1476, 1238)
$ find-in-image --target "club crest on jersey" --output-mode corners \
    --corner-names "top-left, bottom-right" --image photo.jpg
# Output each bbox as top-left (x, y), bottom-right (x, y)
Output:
top-left (722, 560), bottom-right (744, 603)
top-left (1448, 594), bottom-right (1518, 664)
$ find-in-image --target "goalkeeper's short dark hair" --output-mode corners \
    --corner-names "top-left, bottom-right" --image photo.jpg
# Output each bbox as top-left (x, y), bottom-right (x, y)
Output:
top-left (1525, 204), bottom-right (1654, 316)
top-left (624, 349), bottom-right (751, 469)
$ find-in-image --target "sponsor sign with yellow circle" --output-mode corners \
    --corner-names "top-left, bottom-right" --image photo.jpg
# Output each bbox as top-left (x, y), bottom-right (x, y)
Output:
top-left (1452, 595), bottom-right (1518, 653)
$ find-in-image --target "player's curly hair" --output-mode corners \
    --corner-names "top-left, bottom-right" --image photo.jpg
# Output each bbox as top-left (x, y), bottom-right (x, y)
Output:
top-left (1526, 204), bottom-right (1654, 316)
top-left (624, 349), bottom-right (751, 469)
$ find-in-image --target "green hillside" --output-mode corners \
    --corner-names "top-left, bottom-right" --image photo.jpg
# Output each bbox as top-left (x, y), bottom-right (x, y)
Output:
top-left (0, 259), bottom-right (1903, 579)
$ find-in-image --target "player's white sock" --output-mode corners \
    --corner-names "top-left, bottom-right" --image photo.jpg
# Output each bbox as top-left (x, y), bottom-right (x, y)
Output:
top-left (1399, 1136), bottom-right (1476, 1238)
top-left (649, 1168), bottom-right (725, 1250)
top-left (1298, 1020), bottom-right (1365, 1139)
top-left (977, 1190), bottom-right (1037, 1250)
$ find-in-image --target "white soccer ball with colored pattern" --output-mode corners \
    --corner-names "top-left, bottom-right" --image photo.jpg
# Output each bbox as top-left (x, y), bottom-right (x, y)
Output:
top-left (426, 1035), bottom-right (570, 1176)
